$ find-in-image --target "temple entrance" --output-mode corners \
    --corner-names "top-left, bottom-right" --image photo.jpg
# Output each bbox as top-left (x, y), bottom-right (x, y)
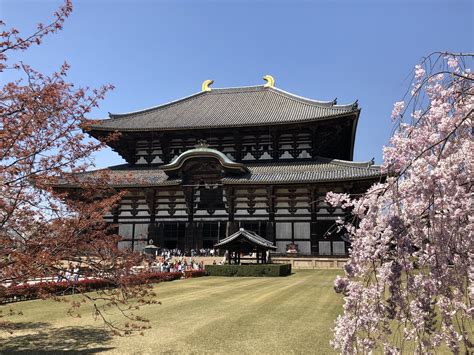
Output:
top-left (162, 222), bottom-right (186, 251)
top-left (200, 222), bottom-right (226, 249)
top-left (164, 240), bottom-right (177, 249)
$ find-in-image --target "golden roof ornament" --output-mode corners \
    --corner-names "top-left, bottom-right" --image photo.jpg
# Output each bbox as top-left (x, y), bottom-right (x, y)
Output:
top-left (263, 75), bottom-right (275, 88)
top-left (201, 79), bottom-right (214, 92)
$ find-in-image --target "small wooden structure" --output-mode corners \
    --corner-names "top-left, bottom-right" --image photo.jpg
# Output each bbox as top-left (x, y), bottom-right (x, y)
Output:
top-left (144, 244), bottom-right (159, 257)
top-left (214, 228), bottom-right (277, 264)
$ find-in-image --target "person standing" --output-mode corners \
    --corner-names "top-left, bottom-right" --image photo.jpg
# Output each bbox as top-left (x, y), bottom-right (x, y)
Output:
top-left (73, 265), bottom-right (80, 282)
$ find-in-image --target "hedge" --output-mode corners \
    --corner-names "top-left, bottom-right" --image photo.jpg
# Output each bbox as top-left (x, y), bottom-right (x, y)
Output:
top-left (183, 269), bottom-right (206, 279)
top-left (1, 270), bottom-right (205, 304)
top-left (205, 264), bottom-right (292, 277)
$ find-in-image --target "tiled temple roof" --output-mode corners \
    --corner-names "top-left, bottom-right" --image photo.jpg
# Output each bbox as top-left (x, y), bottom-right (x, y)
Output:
top-left (63, 157), bottom-right (382, 187)
top-left (87, 86), bottom-right (359, 132)
top-left (214, 228), bottom-right (277, 250)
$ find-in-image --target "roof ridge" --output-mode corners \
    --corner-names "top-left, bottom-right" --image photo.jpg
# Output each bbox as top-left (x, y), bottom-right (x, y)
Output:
top-left (101, 85), bottom-right (358, 122)
top-left (271, 87), bottom-right (358, 109)
top-left (210, 84), bottom-right (265, 91)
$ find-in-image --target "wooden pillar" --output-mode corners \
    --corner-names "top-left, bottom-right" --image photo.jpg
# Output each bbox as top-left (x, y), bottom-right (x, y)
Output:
top-left (160, 135), bottom-right (171, 164)
top-left (111, 205), bottom-right (120, 235)
top-left (270, 129), bottom-right (280, 161)
top-left (131, 223), bottom-right (136, 251)
top-left (145, 189), bottom-right (158, 245)
top-left (310, 126), bottom-right (318, 158)
top-left (196, 222), bottom-right (203, 249)
top-left (342, 184), bottom-right (353, 256)
top-left (184, 186), bottom-right (195, 252)
top-left (309, 186), bottom-right (318, 256)
top-left (224, 187), bottom-right (239, 236)
top-left (157, 223), bottom-right (164, 248)
top-left (266, 186), bottom-right (276, 244)
top-left (147, 223), bottom-right (158, 246)
top-left (130, 192), bottom-right (139, 218)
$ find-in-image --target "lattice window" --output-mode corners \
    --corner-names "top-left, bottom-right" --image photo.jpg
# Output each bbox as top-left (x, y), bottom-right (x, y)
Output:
top-left (134, 224), bottom-right (148, 240)
top-left (297, 241), bottom-right (311, 254)
top-left (276, 222), bottom-right (292, 240)
top-left (318, 241), bottom-right (331, 255)
top-left (294, 222), bottom-right (310, 240)
top-left (118, 224), bottom-right (133, 238)
top-left (332, 241), bottom-right (346, 255)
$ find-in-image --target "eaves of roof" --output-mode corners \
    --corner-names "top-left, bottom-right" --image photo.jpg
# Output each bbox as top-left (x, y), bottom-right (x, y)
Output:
top-left (56, 158), bottom-right (383, 189)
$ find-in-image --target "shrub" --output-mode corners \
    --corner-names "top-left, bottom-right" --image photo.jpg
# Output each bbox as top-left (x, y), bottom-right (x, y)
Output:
top-left (122, 272), bottom-right (182, 286)
top-left (205, 264), bottom-right (291, 277)
top-left (1, 271), bottom-right (204, 303)
top-left (183, 270), bottom-right (206, 279)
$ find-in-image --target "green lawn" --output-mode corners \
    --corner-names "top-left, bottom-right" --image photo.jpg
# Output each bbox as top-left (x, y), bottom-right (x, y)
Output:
top-left (1, 270), bottom-right (344, 354)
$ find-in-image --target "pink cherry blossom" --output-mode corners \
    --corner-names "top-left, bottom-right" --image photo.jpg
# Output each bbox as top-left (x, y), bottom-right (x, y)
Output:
top-left (391, 101), bottom-right (405, 121)
top-left (414, 64), bottom-right (425, 80)
top-left (328, 53), bottom-right (473, 354)
top-left (447, 55), bottom-right (459, 69)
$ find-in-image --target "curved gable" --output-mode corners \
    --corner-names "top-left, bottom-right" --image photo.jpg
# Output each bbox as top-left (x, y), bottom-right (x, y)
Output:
top-left (161, 146), bottom-right (249, 179)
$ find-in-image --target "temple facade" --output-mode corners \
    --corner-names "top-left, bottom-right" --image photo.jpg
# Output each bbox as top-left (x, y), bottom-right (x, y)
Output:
top-left (81, 76), bottom-right (381, 256)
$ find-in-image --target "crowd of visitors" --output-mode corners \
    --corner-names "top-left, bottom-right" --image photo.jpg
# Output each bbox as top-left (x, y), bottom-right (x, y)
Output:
top-left (56, 263), bottom-right (80, 282)
top-left (159, 248), bottom-right (219, 258)
top-left (148, 256), bottom-right (205, 273)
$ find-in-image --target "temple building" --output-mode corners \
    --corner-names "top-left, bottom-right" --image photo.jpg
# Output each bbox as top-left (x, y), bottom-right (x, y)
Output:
top-left (80, 76), bottom-right (381, 256)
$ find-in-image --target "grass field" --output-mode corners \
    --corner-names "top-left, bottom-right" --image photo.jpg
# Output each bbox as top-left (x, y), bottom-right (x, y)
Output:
top-left (1, 270), bottom-right (344, 354)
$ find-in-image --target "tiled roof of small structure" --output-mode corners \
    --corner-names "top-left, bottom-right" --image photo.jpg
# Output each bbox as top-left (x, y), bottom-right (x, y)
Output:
top-left (214, 228), bottom-right (277, 250)
top-left (63, 157), bottom-right (381, 187)
top-left (87, 86), bottom-right (359, 132)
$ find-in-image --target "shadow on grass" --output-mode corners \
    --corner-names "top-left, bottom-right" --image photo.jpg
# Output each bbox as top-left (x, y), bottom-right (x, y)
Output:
top-left (0, 325), bottom-right (115, 354)
top-left (0, 321), bottom-right (49, 332)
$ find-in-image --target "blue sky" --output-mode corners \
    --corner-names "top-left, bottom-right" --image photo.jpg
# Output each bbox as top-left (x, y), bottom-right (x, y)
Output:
top-left (2, 0), bottom-right (473, 168)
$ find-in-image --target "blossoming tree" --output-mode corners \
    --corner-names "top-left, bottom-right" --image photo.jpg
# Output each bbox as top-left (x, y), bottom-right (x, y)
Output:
top-left (327, 53), bottom-right (473, 354)
top-left (1, 1), bottom-right (154, 334)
